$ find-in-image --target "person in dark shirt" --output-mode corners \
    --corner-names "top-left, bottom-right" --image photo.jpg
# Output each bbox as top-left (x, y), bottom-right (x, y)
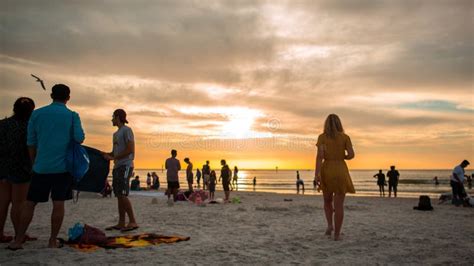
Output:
top-left (151, 172), bottom-right (160, 190)
top-left (219, 160), bottom-right (231, 202)
top-left (0, 97), bottom-right (35, 244)
top-left (130, 176), bottom-right (140, 191)
top-left (373, 170), bottom-right (386, 197)
top-left (296, 171), bottom-right (305, 193)
top-left (387, 166), bottom-right (400, 198)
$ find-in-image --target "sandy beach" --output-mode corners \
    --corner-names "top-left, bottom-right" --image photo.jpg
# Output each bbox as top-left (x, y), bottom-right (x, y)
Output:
top-left (0, 191), bottom-right (473, 265)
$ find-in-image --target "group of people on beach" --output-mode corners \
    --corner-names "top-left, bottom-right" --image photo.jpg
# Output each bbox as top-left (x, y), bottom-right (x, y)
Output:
top-left (0, 87), bottom-right (359, 246)
top-left (0, 83), bottom-right (250, 250)
top-left (0, 84), bottom-right (140, 250)
top-left (1, 84), bottom-right (470, 250)
top-left (372, 166), bottom-right (400, 197)
top-left (131, 172), bottom-right (160, 191)
top-left (164, 151), bottom-right (238, 204)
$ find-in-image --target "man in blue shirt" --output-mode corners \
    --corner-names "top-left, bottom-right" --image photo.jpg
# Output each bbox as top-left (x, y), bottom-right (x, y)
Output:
top-left (9, 84), bottom-right (85, 250)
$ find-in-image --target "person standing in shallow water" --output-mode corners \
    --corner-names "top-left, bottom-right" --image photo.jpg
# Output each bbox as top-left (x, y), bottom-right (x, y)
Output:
top-left (296, 171), bottom-right (304, 193)
top-left (232, 166), bottom-right (239, 190)
top-left (373, 170), bottom-right (386, 197)
top-left (315, 114), bottom-right (355, 241)
top-left (387, 166), bottom-right (400, 198)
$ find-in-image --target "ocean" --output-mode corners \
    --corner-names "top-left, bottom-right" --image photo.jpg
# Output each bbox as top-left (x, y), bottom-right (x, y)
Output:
top-left (126, 169), bottom-right (473, 198)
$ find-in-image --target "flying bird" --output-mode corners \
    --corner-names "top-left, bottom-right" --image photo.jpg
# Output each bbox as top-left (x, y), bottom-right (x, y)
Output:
top-left (31, 74), bottom-right (46, 90)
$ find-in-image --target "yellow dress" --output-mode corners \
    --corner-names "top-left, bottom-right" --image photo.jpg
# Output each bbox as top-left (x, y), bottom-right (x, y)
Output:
top-left (317, 132), bottom-right (355, 194)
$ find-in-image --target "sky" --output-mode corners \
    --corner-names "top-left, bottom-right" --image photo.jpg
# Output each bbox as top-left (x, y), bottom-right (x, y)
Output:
top-left (1, 0), bottom-right (473, 169)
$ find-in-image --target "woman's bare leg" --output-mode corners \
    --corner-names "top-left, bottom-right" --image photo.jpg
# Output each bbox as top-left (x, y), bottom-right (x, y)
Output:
top-left (0, 180), bottom-right (12, 238)
top-left (11, 183), bottom-right (29, 236)
top-left (323, 191), bottom-right (333, 235)
top-left (334, 193), bottom-right (346, 241)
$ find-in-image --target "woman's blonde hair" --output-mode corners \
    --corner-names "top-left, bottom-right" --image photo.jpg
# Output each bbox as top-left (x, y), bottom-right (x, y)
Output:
top-left (324, 114), bottom-right (344, 138)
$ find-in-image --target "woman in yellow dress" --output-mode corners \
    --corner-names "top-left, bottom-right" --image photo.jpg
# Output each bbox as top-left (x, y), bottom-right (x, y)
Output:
top-left (315, 114), bottom-right (355, 241)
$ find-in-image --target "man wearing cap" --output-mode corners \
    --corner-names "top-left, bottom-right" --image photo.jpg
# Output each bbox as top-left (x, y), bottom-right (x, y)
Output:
top-left (451, 160), bottom-right (470, 206)
top-left (103, 109), bottom-right (139, 232)
top-left (9, 84), bottom-right (85, 250)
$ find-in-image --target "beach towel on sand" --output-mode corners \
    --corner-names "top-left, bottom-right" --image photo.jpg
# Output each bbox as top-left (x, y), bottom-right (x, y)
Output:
top-left (65, 233), bottom-right (190, 252)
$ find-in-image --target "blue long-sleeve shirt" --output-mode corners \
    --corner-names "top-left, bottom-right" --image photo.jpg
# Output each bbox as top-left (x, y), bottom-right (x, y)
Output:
top-left (27, 102), bottom-right (85, 174)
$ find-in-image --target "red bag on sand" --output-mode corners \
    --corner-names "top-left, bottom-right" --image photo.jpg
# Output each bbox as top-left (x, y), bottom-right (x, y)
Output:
top-left (79, 224), bottom-right (107, 245)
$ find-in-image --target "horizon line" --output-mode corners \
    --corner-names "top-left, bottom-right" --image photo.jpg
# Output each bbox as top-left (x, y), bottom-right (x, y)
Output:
top-left (134, 168), bottom-right (472, 171)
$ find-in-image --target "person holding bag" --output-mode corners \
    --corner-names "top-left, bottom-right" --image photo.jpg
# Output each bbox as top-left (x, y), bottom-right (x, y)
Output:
top-left (9, 84), bottom-right (85, 250)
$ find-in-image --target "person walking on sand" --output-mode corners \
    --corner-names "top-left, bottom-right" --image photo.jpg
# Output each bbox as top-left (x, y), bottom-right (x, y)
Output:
top-left (103, 109), bottom-right (139, 233)
top-left (373, 170), bottom-right (386, 197)
top-left (165, 150), bottom-right (181, 205)
top-left (202, 161), bottom-right (211, 190)
top-left (184, 157), bottom-right (194, 192)
top-left (296, 171), bottom-right (305, 193)
top-left (9, 85), bottom-right (85, 250)
top-left (219, 159), bottom-right (231, 202)
top-left (315, 114), bottom-right (355, 241)
top-left (0, 98), bottom-right (36, 244)
top-left (387, 166), bottom-right (400, 198)
top-left (196, 168), bottom-right (201, 188)
top-left (451, 160), bottom-right (469, 206)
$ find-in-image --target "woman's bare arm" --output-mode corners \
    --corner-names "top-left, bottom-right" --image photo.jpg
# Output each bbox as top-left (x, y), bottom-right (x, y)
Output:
top-left (315, 145), bottom-right (324, 180)
top-left (345, 144), bottom-right (355, 160)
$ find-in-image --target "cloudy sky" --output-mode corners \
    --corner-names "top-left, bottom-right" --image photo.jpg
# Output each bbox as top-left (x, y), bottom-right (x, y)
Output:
top-left (1, 0), bottom-right (472, 169)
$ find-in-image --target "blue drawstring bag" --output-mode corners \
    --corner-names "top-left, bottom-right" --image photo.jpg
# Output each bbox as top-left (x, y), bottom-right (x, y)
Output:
top-left (66, 142), bottom-right (90, 183)
top-left (66, 112), bottom-right (89, 183)
top-left (68, 223), bottom-right (85, 242)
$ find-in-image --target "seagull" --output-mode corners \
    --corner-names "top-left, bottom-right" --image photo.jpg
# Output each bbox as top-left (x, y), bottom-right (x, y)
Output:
top-left (31, 74), bottom-right (46, 90)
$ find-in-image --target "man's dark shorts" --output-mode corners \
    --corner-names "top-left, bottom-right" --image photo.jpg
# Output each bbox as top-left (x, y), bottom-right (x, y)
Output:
top-left (168, 181), bottom-right (180, 189)
top-left (27, 172), bottom-right (73, 202)
top-left (388, 182), bottom-right (397, 191)
top-left (451, 180), bottom-right (466, 205)
top-left (112, 165), bottom-right (133, 197)
top-left (222, 180), bottom-right (230, 192)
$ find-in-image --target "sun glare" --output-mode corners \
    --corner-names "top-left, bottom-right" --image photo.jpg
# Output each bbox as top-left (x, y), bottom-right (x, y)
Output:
top-left (222, 113), bottom-right (255, 139)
